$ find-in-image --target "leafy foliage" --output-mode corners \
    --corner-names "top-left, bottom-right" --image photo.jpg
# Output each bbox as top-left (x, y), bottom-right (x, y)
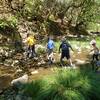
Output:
top-left (1, 0), bottom-right (100, 35)
top-left (0, 16), bottom-right (18, 29)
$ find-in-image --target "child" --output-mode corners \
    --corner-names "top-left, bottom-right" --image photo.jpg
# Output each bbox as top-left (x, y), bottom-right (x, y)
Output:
top-left (47, 36), bottom-right (55, 64)
top-left (59, 37), bottom-right (74, 67)
top-left (90, 37), bottom-right (96, 46)
top-left (26, 33), bottom-right (36, 58)
top-left (90, 43), bottom-right (99, 61)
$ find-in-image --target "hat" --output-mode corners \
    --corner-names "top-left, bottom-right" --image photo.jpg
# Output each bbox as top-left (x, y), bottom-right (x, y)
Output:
top-left (90, 40), bottom-right (96, 45)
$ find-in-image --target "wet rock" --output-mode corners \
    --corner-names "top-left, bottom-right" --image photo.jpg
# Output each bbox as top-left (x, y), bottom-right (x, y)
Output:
top-left (11, 60), bottom-right (19, 67)
top-left (41, 60), bottom-right (46, 64)
top-left (4, 59), bottom-right (13, 67)
top-left (0, 47), bottom-right (14, 60)
top-left (8, 50), bottom-right (15, 57)
top-left (13, 53), bottom-right (23, 60)
top-left (16, 69), bottom-right (23, 73)
top-left (31, 70), bottom-right (38, 75)
top-left (34, 57), bottom-right (38, 61)
top-left (11, 74), bottom-right (28, 86)
top-left (75, 59), bottom-right (85, 64)
top-left (0, 48), bottom-right (4, 53)
top-left (5, 51), bottom-right (9, 57)
top-left (37, 62), bottom-right (41, 66)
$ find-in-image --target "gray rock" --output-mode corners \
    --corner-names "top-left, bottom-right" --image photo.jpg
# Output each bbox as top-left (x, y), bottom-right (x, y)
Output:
top-left (11, 74), bottom-right (28, 85)
top-left (0, 48), bottom-right (4, 53)
top-left (5, 51), bottom-right (9, 57)
top-left (4, 59), bottom-right (13, 66)
top-left (75, 59), bottom-right (85, 64)
top-left (31, 70), bottom-right (38, 75)
top-left (11, 60), bottom-right (19, 67)
top-left (16, 69), bottom-right (23, 73)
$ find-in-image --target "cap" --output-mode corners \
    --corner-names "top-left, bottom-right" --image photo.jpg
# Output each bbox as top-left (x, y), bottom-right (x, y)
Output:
top-left (90, 40), bottom-right (96, 45)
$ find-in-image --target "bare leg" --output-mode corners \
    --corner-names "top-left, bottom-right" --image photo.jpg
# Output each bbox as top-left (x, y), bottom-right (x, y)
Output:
top-left (68, 58), bottom-right (73, 66)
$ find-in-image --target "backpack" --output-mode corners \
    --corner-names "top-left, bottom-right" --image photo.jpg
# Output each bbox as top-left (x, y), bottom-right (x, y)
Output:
top-left (62, 43), bottom-right (69, 50)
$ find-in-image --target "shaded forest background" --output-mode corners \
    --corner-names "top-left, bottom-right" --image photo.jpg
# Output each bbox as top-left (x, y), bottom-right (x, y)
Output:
top-left (0, 0), bottom-right (100, 42)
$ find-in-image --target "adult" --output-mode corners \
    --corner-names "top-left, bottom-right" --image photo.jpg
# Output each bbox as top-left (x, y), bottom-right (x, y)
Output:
top-left (59, 37), bottom-right (74, 67)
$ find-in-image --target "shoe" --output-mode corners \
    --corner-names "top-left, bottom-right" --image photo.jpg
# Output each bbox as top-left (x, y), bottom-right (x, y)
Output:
top-left (70, 64), bottom-right (77, 69)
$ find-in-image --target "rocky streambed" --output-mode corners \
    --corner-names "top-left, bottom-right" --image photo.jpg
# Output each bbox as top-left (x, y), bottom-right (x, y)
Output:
top-left (0, 44), bottom-right (93, 100)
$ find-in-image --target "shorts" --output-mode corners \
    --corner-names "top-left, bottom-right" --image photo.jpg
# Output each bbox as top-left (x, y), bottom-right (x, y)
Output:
top-left (47, 49), bottom-right (53, 55)
top-left (61, 51), bottom-right (70, 59)
top-left (93, 53), bottom-right (99, 61)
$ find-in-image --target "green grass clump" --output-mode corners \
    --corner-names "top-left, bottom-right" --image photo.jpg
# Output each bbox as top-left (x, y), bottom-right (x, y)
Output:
top-left (23, 69), bottom-right (100, 100)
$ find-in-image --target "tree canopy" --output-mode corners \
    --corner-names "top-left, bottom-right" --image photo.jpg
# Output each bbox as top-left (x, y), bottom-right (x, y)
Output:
top-left (0, 0), bottom-right (100, 35)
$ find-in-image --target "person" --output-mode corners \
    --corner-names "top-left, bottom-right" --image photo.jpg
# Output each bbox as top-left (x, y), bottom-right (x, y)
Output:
top-left (90, 42), bottom-right (99, 61)
top-left (90, 37), bottom-right (96, 46)
top-left (59, 37), bottom-right (74, 67)
top-left (26, 33), bottom-right (36, 58)
top-left (47, 36), bottom-right (55, 64)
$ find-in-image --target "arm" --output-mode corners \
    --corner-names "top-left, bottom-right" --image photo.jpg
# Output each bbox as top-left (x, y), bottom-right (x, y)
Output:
top-left (90, 49), bottom-right (94, 52)
top-left (70, 46), bottom-right (74, 51)
top-left (52, 41), bottom-right (55, 48)
top-left (96, 47), bottom-right (99, 52)
top-left (68, 43), bottom-right (74, 51)
top-left (90, 47), bottom-right (95, 52)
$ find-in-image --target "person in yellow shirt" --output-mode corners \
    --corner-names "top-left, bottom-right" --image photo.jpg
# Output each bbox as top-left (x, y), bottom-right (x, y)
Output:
top-left (26, 33), bottom-right (36, 58)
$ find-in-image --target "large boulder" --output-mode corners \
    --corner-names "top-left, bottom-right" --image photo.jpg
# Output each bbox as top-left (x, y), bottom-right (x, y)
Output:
top-left (75, 59), bottom-right (85, 65)
top-left (11, 74), bottom-right (28, 86)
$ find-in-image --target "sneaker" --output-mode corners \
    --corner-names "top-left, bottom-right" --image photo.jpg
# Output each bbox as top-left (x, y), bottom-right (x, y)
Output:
top-left (71, 64), bottom-right (77, 69)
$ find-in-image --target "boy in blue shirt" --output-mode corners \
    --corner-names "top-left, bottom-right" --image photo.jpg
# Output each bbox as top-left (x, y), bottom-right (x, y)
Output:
top-left (47, 36), bottom-right (55, 64)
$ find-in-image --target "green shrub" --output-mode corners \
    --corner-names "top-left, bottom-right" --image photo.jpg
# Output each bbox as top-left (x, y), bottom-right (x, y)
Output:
top-left (23, 80), bottom-right (47, 98)
top-left (0, 16), bottom-right (18, 29)
top-left (23, 69), bottom-right (100, 100)
top-left (36, 47), bottom-right (46, 55)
